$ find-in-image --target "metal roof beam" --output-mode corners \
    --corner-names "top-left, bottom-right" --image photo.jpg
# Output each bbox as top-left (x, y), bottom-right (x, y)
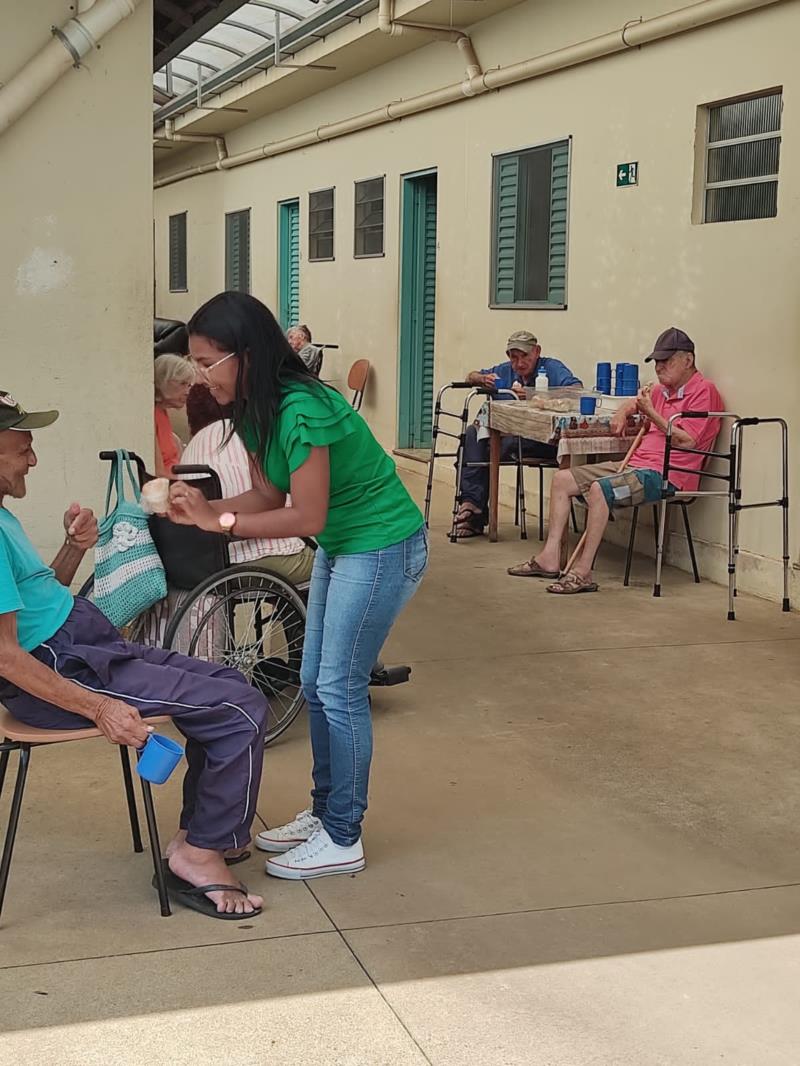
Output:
top-left (222, 17), bottom-right (275, 39)
top-left (197, 36), bottom-right (247, 56)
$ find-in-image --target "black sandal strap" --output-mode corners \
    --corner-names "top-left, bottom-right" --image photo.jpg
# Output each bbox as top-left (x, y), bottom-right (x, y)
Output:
top-left (178, 883), bottom-right (248, 898)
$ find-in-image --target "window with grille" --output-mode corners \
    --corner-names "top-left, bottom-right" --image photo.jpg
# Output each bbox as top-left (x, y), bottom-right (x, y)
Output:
top-left (354, 177), bottom-right (385, 257)
top-left (703, 90), bottom-right (781, 223)
top-left (490, 139), bottom-right (570, 308)
top-left (168, 212), bottom-right (187, 292)
top-left (225, 209), bottom-right (251, 292)
top-left (309, 188), bottom-right (334, 261)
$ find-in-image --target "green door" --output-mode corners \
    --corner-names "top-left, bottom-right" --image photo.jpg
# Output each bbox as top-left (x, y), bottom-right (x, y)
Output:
top-left (398, 172), bottom-right (437, 449)
top-left (278, 199), bottom-right (300, 329)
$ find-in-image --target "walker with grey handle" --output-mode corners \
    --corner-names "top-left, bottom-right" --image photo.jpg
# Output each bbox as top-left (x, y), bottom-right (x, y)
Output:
top-left (654, 412), bottom-right (789, 620)
top-left (424, 382), bottom-right (523, 541)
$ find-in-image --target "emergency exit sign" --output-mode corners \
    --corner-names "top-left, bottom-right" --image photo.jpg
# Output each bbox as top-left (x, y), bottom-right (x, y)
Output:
top-left (617, 162), bottom-right (638, 187)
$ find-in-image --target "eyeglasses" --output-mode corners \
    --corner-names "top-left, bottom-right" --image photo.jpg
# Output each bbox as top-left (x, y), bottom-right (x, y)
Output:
top-left (191, 351), bottom-right (236, 379)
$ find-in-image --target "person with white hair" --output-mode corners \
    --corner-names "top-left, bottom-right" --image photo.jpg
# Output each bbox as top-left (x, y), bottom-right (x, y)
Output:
top-left (287, 324), bottom-right (323, 377)
top-left (154, 353), bottom-right (195, 476)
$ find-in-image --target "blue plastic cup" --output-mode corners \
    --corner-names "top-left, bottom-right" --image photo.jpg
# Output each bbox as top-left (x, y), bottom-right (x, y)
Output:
top-left (596, 361), bottom-right (611, 378)
top-left (136, 733), bottom-right (184, 784)
top-left (580, 396), bottom-right (597, 415)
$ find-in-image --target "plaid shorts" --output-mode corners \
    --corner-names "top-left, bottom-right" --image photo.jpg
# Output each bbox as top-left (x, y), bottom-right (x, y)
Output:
top-left (571, 463), bottom-right (673, 508)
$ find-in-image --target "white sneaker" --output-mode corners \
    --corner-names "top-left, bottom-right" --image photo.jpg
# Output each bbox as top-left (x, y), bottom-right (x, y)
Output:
top-left (265, 827), bottom-right (365, 880)
top-left (255, 809), bottom-right (322, 853)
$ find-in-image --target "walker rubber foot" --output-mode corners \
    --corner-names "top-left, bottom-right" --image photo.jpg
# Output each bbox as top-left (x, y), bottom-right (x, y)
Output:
top-left (727, 611), bottom-right (736, 621)
top-left (782, 598), bottom-right (791, 613)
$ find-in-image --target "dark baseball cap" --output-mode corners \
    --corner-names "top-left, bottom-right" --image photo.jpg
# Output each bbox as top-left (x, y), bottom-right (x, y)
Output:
top-left (645, 328), bottom-right (696, 362)
top-left (0, 390), bottom-right (59, 431)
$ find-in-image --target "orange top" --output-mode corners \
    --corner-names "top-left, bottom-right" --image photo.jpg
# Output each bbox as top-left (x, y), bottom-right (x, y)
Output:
top-left (154, 405), bottom-right (180, 475)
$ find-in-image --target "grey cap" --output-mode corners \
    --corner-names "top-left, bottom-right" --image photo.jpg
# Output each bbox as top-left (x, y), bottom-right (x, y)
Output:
top-left (506, 330), bottom-right (539, 354)
top-left (645, 327), bottom-right (696, 362)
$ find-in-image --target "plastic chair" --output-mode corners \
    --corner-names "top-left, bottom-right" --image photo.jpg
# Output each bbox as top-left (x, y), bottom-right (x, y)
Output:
top-left (0, 710), bottom-right (172, 924)
top-left (347, 359), bottom-right (370, 411)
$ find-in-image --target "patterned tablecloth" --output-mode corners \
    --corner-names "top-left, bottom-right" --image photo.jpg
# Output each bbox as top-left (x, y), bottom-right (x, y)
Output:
top-left (487, 399), bottom-right (641, 461)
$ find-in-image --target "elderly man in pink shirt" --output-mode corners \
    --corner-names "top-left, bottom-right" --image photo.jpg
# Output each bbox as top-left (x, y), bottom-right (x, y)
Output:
top-left (508, 328), bottom-right (723, 594)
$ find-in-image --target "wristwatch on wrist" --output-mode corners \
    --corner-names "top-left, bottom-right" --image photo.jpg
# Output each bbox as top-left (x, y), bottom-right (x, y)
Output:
top-left (219, 511), bottom-right (238, 535)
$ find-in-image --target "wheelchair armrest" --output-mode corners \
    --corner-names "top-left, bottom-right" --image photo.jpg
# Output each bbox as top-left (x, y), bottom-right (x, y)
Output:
top-left (173, 464), bottom-right (223, 502)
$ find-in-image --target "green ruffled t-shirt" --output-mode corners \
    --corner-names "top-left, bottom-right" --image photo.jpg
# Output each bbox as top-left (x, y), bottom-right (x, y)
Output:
top-left (241, 384), bottom-right (423, 557)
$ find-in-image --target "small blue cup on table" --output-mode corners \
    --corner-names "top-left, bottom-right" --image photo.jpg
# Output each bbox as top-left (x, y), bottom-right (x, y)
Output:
top-left (136, 733), bottom-right (184, 784)
top-left (580, 396), bottom-right (597, 415)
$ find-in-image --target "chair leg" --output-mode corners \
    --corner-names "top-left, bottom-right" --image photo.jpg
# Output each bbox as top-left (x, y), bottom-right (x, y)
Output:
top-left (119, 746), bottom-right (143, 854)
top-left (681, 503), bottom-right (701, 583)
top-left (137, 771), bottom-right (171, 917)
top-left (517, 456), bottom-right (528, 540)
top-left (0, 747), bottom-right (9, 801)
top-left (538, 466), bottom-right (545, 542)
top-left (624, 506), bottom-right (639, 587)
top-left (0, 744), bottom-right (31, 920)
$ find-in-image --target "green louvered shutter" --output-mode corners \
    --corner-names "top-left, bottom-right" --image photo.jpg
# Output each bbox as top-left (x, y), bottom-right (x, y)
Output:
top-left (278, 199), bottom-right (300, 329)
top-left (168, 212), bottom-right (187, 291)
top-left (493, 155), bottom-right (519, 304)
top-left (225, 209), bottom-right (251, 293)
top-left (419, 180), bottom-right (437, 442)
top-left (547, 142), bottom-right (569, 306)
top-left (288, 202), bottom-right (300, 324)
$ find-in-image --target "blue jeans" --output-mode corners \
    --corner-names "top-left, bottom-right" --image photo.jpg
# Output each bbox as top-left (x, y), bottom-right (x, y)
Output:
top-left (300, 525), bottom-right (428, 845)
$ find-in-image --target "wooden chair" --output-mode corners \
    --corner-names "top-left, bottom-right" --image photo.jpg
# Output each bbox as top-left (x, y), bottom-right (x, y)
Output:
top-left (347, 359), bottom-right (370, 411)
top-left (0, 710), bottom-right (172, 924)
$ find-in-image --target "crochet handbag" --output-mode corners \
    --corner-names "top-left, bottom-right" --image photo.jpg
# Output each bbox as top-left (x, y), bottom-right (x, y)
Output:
top-left (93, 450), bottom-right (167, 628)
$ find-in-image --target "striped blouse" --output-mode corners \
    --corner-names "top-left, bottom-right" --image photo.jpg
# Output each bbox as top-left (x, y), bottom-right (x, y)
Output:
top-left (178, 420), bottom-right (306, 565)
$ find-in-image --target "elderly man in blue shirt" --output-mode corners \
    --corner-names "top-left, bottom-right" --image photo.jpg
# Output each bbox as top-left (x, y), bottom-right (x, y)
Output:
top-left (454, 330), bottom-right (582, 539)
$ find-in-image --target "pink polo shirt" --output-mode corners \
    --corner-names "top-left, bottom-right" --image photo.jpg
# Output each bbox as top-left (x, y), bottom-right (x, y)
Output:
top-left (630, 371), bottom-right (723, 491)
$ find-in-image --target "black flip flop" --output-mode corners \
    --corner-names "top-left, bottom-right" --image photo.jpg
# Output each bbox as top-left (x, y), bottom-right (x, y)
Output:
top-left (153, 864), bottom-right (262, 921)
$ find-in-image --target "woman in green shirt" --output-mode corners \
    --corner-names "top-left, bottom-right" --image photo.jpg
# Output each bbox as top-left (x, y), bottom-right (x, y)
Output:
top-left (168, 292), bottom-right (428, 881)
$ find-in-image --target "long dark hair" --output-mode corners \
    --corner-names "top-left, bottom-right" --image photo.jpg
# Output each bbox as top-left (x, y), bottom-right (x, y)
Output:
top-left (187, 291), bottom-right (323, 464)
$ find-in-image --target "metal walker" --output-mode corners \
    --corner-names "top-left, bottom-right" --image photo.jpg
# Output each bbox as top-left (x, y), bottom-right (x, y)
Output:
top-left (654, 413), bottom-right (790, 620)
top-left (424, 382), bottom-right (566, 542)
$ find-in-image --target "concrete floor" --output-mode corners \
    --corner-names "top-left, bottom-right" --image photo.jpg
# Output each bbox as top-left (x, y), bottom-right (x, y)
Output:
top-left (2, 468), bottom-right (800, 1065)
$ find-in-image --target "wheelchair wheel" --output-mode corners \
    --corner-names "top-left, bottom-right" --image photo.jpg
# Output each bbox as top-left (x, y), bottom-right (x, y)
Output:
top-left (162, 566), bottom-right (307, 747)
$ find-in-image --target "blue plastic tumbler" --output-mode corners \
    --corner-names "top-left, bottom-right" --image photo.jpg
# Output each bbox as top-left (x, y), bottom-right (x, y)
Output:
top-left (596, 361), bottom-right (612, 394)
top-left (622, 363), bottom-right (639, 396)
top-left (580, 396), bottom-right (597, 415)
top-left (136, 733), bottom-right (184, 784)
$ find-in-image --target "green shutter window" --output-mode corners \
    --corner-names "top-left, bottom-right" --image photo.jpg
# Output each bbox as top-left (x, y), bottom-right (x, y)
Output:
top-left (493, 156), bottom-right (519, 305)
top-left (225, 209), bottom-right (251, 293)
top-left (548, 142), bottom-right (569, 305)
top-left (309, 188), bottom-right (334, 261)
top-left (168, 212), bottom-right (187, 292)
top-left (279, 199), bottom-right (300, 329)
top-left (491, 139), bottom-right (570, 308)
top-left (354, 177), bottom-right (385, 257)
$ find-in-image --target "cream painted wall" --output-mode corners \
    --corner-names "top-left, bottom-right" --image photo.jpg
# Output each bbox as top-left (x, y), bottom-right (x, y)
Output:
top-left (154, 0), bottom-right (800, 603)
top-left (1, 1), bottom-right (153, 562)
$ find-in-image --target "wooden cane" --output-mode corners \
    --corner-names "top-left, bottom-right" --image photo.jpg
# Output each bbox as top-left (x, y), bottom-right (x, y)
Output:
top-left (561, 424), bottom-right (649, 575)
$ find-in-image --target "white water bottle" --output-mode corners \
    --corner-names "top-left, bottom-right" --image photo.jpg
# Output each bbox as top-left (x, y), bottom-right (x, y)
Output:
top-left (535, 365), bottom-right (549, 391)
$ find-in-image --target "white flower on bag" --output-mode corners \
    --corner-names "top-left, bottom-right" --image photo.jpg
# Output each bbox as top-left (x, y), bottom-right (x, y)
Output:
top-left (112, 521), bottom-right (138, 552)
